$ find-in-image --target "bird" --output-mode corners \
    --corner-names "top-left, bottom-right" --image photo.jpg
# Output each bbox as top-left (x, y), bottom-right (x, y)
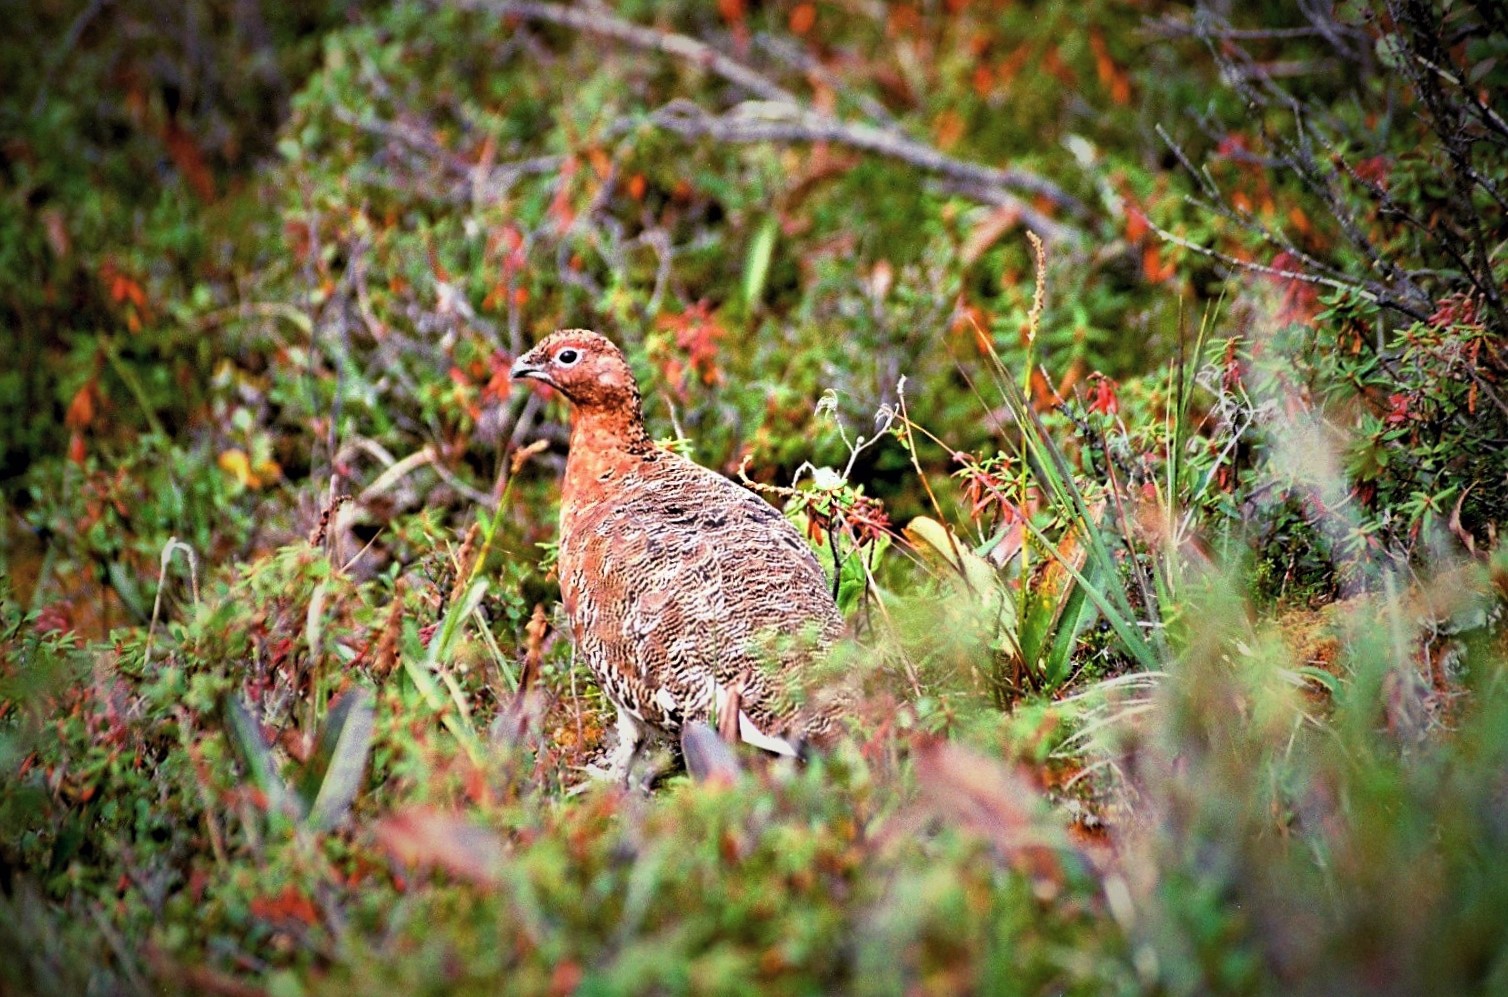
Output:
top-left (510, 329), bottom-right (846, 787)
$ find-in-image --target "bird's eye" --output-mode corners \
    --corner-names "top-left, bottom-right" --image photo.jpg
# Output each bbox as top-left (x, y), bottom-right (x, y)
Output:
top-left (556, 348), bottom-right (580, 366)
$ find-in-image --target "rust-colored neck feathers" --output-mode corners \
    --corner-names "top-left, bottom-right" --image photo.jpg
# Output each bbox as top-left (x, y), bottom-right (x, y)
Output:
top-left (510, 329), bottom-right (657, 506)
top-left (561, 369), bottom-right (654, 460)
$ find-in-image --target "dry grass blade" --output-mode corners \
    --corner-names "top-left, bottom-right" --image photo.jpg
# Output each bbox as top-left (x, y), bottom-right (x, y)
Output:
top-left (144, 536), bottom-right (198, 668)
top-left (374, 806), bottom-right (506, 886)
top-left (493, 603), bottom-right (549, 745)
top-left (144, 947), bottom-right (269, 997)
top-left (716, 679), bottom-right (743, 745)
top-left (681, 721), bottom-right (741, 787)
top-left (911, 737), bottom-right (1068, 897)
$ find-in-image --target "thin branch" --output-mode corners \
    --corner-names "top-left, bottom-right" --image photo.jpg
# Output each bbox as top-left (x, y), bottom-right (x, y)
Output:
top-left (456, 0), bottom-right (1087, 236)
top-left (1147, 219), bottom-right (1431, 323)
top-left (31, 0), bottom-right (112, 115)
top-left (752, 31), bottom-right (901, 127)
top-left (458, 0), bottom-right (800, 103)
top-left (633, 100), bottom-right (1083, 239)
top-left (1145, 16), bottom-right (1334, 41)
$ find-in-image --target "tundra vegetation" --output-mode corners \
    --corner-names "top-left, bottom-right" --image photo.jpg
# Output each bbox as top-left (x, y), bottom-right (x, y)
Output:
top-left (4, 1), bottom-right (1508, 993)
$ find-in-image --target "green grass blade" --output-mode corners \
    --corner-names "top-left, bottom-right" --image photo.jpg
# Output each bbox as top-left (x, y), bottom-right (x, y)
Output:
top-left (297, 688), bottom-right (376, 830)
top-left (222, 696), bottom-right (301, 820)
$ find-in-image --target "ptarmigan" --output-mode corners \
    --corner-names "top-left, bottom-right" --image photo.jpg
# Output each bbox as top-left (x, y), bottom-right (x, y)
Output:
top-left (511, 329), bottom-right (845, 786)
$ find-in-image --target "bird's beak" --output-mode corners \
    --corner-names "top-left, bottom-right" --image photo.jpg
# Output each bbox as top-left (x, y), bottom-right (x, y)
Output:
top-left (510, 355), bottom-right (547, 383)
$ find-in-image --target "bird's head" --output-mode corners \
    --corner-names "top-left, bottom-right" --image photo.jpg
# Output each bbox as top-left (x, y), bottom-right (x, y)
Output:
top-left (510, 329), bottom-right (642, 413)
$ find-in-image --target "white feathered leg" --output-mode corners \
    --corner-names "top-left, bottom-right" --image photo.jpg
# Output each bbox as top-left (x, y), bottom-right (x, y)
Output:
top-left (603, 704), bottom-right (647, 788)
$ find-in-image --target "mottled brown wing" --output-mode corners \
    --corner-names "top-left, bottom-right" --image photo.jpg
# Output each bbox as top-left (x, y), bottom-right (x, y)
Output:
top-left (560, 455), bottom-right (841, 739)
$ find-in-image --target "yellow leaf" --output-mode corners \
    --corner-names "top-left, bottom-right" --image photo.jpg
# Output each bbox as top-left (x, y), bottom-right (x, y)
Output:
top-left (905, 516), bottom-right (1005, 606)
top-left (253, 458), bottom-right (282, 486)
top-left (218, 449), bottom-right (256, 487)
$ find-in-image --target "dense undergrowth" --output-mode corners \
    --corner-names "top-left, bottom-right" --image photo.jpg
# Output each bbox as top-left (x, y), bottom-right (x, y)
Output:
top-left (4, 0), bottom-right (1508, 993)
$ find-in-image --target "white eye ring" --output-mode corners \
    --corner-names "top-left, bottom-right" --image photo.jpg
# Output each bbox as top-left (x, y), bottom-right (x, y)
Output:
top-left (555, 348), bottom-right (582, 366)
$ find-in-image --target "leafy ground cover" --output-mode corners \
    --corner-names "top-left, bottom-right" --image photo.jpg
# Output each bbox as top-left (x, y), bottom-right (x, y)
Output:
top-left (4, 0), bottom-right (1508, 993)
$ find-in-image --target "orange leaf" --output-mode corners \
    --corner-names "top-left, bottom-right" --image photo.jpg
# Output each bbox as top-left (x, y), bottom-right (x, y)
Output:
top-left (972, 64), bottom-right (995, 98)
top-left (1029, 368), bottom-right (1056, 410)
top-left (973, 323), bottom-right (993, 357)
top-left (717, 0), bottom-right (745, 28)
top-left (996, 47), bottom-right (1032, 89)
top-left (250, 885), bottom-right (318, 926)
top-left (65, 381), bottom-right (97, 429)
top-left (1124, 202), bottom-right (1148, 244)
top-left (934, 110), bottom-right (966, 151)
top-left (549, 157), bottom-right (579, 232)
top-left (1042, 46), bottom-right (1075, 87)
top-left (1056, 357), bottom-right (1084, 400)
top-left (1089, 31), bottom-right (1132, 106)
top-left (550, 963), bottom-right (584, 997)
top-left (1142, 244), bottom-right (1176, 283)
top-left (586, 146), bottom-right (612, 181)
top-left (886, 4), bottom-right (921, 37)
top-left (789, 3), bottom-right (815, 34)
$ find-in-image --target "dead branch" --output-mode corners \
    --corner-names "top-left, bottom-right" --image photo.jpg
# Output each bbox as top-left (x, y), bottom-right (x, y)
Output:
top-left (634, 99), bottom-right (1085, 240)
top-left (459, 0), bottom-right (799, 103)
top-left (454, 0), bottom-right (1088, 239)
top-left (1147, 217), bottom-right (1432, 323)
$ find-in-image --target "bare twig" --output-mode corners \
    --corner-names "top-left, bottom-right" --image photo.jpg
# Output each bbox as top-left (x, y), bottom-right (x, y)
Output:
top-left (635, 100), bottom-right (1084, 240)
top-left (752, 31), bottom-right (901, 127)
top-left (454, 0), bottom-right (1087, 237)
top-left (1147, 218), bottom-right (1431, 323)
top-left (31, 0), bottom-right (112, 115)
top-left (1145, 15), bottom-right (1333, 41)
top-left (458, 0), bottom-right (800, 103)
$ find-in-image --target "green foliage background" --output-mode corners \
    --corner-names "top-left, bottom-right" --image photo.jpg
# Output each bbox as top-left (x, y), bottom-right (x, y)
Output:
top-left (4, 0), bottom-right (1508, 993)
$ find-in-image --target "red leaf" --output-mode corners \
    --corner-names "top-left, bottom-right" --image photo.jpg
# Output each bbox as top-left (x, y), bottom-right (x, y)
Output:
top-left (1385, 392), bottom-right (1412, 425)
top-left (656, 302), bottom-right (726, 390)
top-left (1351, 155), bottom-right (1390, 189)
top-left (1270, 250), bottom-right (1319, 325)
top-left (911, 737), bottom-right (1065, 896)
top-left (35, 601), bottom-right (72, 633)
top-left (161, 120), bottom-right (216, 202)
top-left (1088, 374), bottom-right (1119, 416)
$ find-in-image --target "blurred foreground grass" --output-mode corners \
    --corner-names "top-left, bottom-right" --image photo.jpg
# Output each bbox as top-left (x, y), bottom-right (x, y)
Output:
top-left (5, 0), bottom-right (1508, 993)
